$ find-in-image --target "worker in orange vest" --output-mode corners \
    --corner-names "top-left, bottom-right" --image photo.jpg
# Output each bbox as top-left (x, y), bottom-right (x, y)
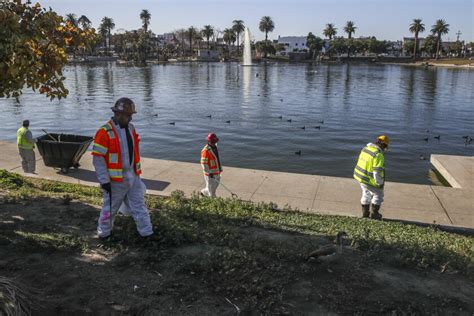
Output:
top-left (91, 97), bottom-right (153, 239)
top-left (200, 133), bottom-right (222, 197)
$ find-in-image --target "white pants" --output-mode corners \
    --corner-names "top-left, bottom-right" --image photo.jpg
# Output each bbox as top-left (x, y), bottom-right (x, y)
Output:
top-left (360, 183), bottom-right (384, 206)
top-left (97, 171), bottom-right (153, 238)
top-left (19, 148), bottom-right (36, 173)
top-left (201, 175), bottom-right (220, 197)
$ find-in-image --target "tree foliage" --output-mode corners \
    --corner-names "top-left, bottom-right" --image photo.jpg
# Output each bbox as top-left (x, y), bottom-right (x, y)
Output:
top-left (0, 2), bottom-right (97, 100)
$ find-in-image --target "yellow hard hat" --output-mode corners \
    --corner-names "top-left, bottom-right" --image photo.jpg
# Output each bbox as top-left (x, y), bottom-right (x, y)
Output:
top-left (377, 135), bottom-right (390, 147)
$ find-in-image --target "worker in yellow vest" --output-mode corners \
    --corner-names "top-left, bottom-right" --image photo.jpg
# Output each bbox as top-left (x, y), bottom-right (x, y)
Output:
top-left (353, 135), bottom-right (389, 220)
top-left (200, 133), bottom-right (222, 197)
top-left (17, 120), bottom-right (36, 173)
top-left (91, 97), bottom-right (153, 239)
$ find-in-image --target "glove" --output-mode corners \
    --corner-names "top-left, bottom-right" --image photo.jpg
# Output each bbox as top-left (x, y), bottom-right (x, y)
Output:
top-left (208, 174), bottom-right (214, 179)
top-left (101, 182), bottom-right (111, 193)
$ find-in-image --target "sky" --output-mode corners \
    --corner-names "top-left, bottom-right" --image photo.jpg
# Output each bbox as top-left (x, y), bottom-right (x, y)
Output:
top-left (39, 0), bottom-right (473, 42)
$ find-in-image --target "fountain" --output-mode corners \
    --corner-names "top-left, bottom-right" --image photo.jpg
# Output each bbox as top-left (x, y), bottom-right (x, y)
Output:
top-left (242, 27), bottom-right (252, 66)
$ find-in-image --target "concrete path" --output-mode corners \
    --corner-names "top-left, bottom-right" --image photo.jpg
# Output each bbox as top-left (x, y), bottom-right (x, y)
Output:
top-left (431, 155), bottom-right (474, 189)
top-left (1, 141), bottom-right (472, 229)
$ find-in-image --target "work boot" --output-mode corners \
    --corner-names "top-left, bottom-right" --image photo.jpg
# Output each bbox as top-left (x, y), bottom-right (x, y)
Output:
top-left (361, 204), bottom-right (370, 218)
top-left (370, 204), bottom-right (383, 220)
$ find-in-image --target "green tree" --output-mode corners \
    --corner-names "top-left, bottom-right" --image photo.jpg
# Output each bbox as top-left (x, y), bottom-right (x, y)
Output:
top-left (201, 25), bottom-right (214, 50)
top-left (140, 9), bottom-right (151, 33)
top-left (0, 2), bottom-right (96, 100)
top-left (232, 20), bottom-right (245, 54)
top-left (409, 19), bottom-right (425, 58)
top-left (343, 21), bottom-right (357, 39)
top-left (306, 32), bottom-right (324, 59)
top-left (187, 26), bottom-right (198, 55)
top-left (78, 15), bottom-right (91, 29)
top-left (431, 19), bottom-right (449, 59)
top-left (100, 17), bottom-right (115, 55)
top-left (449, 41), bottom-right (463, 57)
top-left (65, 13), bottom-right (78, 27)
top-left (223, 28), bottom-right (236, 51)
top-left (259, 16), bottom-right (275, 58)
top-left (323, 23), bottom-right (337, 40)
top-left (422, 35), bottom-right (437, 58)
top-left (368, 38), bottom-right (388, 55)
top-left (403, 41), bottom-right (415, 56)
top-left (331, 37), bottom-right (348, 56)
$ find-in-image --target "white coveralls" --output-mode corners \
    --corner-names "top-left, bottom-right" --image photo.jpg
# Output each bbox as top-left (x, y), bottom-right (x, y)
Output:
top-left (201, 174), bottom-right (221, 197)
top-left (359, 143), bottom-right (385, 206)
top-left (93, 121), bottom-right (153, 238)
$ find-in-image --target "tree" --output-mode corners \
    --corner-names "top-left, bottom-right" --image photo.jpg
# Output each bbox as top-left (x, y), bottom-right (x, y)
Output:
top-left (422, 35), bottom-right (437, 58)
top-left (223, 28), bottom-right (236, 51)
top-left (449, 41), bottom-right (463, 57)
top-left (323, 23), bottom-right (337, 40)
top-left (100, 17), bottom-right (115, 55)
top-left (187, 26), bottom-right (198, 55)
top-left (368, 38), bottom-right (388, 55)
top-left (259, 16), bottom-right (275, 58)
top-left (409, 19), bottom-right (425, 59)
top-left (65, 13), bottom-right (78, 27)
top-left (232, 20), bottom-right (245, 54)
top-left (78, 15), bottom-right (91, 29)
top-left (306, 32), bottom-right (323, 59)
top-left (201, 25), bottom-right (214, 50)
top-left (330, 37), bottom-right (348, 56)
top-left (404, 41), bottom-right (415, 56)
top-left (0, 2), bottom-right (97, 100)
top-left (140, 9), bottom-right (151, 33)
top-left (431, 19), bottom-right (449, 59)
top-left (343, 21), bottom-right (357, 39)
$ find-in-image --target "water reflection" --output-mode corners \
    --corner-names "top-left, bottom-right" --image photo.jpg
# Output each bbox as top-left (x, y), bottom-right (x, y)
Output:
top-left (242, 66), bottom-right (251, 103)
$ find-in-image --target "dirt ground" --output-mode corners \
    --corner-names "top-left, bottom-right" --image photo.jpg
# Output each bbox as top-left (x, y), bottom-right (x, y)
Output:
top-left (1, 193), bottom-right (473, 315)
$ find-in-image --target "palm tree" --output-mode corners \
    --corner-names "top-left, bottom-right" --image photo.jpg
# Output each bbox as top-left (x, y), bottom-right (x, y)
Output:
top-left (409, 19), bottom-right (425, 59)
top-left (232, 20), bottom-right (245, 54)
top-left (201, 25), bottom-right (214, 50)
top-left (431, 19), bottom-right (450, 59)
top-left (140, 9), bottom-right (151, 33)
top-left (65, 13), bottom-right (78, 27)
top-left (187, 26), bottom-right (198, 55)
top-left (323, 23), bottom-right (337, 40)
top-left (100, 17), bottom-right (115, 55)
top-left (343, 21), bottom-right (357, 39)
top-left (78, 15), bottom-right (91, 29)
top-left (223, 28), bottom-right (235, 50)
top-left (259, 16), bottom-right (275, 58)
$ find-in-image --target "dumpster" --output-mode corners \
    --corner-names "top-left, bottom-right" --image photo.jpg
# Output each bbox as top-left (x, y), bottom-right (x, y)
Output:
top-left (36, 133), bottom-right (93, 174)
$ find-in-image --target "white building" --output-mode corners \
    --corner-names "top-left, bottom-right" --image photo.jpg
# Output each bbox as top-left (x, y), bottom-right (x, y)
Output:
top-left (277, 36), bottom-right (308, 55)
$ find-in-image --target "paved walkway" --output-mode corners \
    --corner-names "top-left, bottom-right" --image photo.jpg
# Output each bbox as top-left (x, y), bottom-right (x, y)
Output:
top-left (1, 140), bottom-right (472, 229)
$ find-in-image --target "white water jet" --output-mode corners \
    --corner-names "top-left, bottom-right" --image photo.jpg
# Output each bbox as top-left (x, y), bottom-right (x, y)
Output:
top-left (242, 27), bottom-right (252, 66)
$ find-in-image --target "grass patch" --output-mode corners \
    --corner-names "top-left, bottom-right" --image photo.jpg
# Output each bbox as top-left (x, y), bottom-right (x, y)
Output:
top-left (14, 231), bottom-right (88, 253)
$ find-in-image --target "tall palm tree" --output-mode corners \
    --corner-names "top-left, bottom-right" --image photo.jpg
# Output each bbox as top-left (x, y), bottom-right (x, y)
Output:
top-left (100, 17), bottom-right (115, 55)
top-left (323, 23), bottom-right (337, 40)
top-left (409, 19), bottom-right (425, 59)
top-left (223, 28), bottom-right (236, 50)
top-left (78, 15), bottom-right (91, 29)
top-left (431, 19), bottom-right (450, 59)
top-left (232, 20), bottom-right (245, 54)
top-left (187, 26), bottom-right (198, 55)
top-left (65, 13), bottom-right (78, 27)
top-left (201, 25), bottom-right (214, 50)
top-left (140, 9), bottom-right (151, 33)
top-left (259, 16), bottom-right (275, 58)
top-left (343, 21), bottom-right (357, 39)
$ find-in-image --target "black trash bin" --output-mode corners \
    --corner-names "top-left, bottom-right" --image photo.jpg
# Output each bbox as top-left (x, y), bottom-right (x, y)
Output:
top-left (36, 133), bottom-right (93, 174)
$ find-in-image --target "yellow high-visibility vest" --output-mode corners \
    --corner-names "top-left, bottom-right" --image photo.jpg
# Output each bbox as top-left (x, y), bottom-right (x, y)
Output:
top-left (353, 145), bottom-right (384, 188)
top-left (17, 127), bottom-right (34, 150)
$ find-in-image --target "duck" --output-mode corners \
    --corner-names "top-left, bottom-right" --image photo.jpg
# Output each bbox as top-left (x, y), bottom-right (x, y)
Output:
top-left (319, 120), bottom-right (324, 124)
top-left (225, 120), bottom-right (231, 124)
top-left (278, 116), bottom-right (283, 119)
top-left (423, 137), bottom-right (429, 142)
top-left (434, 135), bottom-right (441, 140)
top-left (295, 150), bottom-right (302, 155)
top-left (152, 113), bottom-right (158, 117)
top-left (206, 115), bottom-right (212, 118)
top-left (300, 126), bottom-right (306, 130)
top-left (169, 122), bottom-right (175, 125)
top-left (307, 231), bottom-right (347, 260)
top-left (314, 126), bottom-right (321, 129)
top-left (419, 154), bottom-right (426, 160)
top-left (287, 119), bottom-right (292, 123)
top-left (280, 98), bottom-right (283, 102)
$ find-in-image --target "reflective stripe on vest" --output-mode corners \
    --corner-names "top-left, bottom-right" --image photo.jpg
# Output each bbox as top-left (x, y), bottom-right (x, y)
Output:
top-left (17, 127), bottom-right (34, 150)
top-left (353, 145), bottom-right (384, 187)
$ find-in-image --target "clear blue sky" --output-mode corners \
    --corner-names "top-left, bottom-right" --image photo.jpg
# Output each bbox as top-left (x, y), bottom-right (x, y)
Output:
top-left (40, 0), bottom-right (473, 41)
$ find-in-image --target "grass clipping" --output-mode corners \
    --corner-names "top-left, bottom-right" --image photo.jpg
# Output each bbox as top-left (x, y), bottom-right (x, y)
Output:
top-left (0, 276), bottom-right (36, 316)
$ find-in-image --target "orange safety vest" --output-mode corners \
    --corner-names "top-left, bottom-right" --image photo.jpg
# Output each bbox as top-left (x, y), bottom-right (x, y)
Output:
top-left (200, 144), bottom-right (222, 176)
top-left (91, 120), bottom-right (142, 182)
